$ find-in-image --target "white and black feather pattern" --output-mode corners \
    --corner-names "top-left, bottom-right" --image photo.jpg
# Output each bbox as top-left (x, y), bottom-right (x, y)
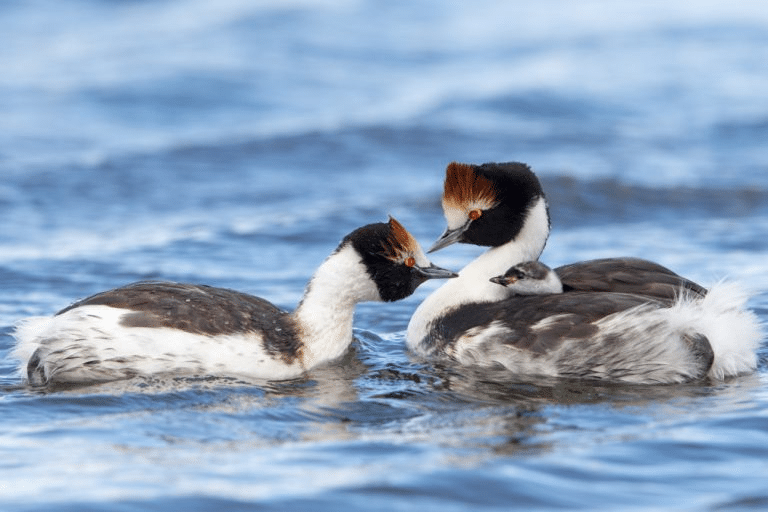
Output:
top-left (415, 282), bottom-right (761, 384)
top-left (59, 281), bottom-right (304, 359)
top-left (13, 218), bottom-right (455, 386)
top-left (409, 161), bottom-right (764, 383)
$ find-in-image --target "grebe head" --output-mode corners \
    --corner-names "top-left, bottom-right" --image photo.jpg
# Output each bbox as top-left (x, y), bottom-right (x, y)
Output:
top-left (345, 216), bottom-right (458, 302)
top-left (489, 260), bottom-right (563, 295)
top-left (429, 162), bottom-right (550, 253)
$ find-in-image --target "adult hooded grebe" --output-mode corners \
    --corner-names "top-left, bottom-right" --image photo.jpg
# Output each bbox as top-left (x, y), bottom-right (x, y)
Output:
top-left (406, 162), bottom-right (762, 383)
top-left (14, 217), bottom-right (457, 386)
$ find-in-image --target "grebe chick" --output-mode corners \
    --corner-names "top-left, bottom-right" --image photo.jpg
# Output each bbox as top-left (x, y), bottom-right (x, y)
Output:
top-left (407, 162), bottom-right (762, 383)
top-left (14, 217), bottom-right (456, 386)
top-left (489, 261), bottom-right (563, 295)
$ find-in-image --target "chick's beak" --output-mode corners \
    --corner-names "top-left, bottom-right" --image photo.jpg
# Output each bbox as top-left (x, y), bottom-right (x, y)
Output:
top-left (490, 274), bottom-right (516, 286)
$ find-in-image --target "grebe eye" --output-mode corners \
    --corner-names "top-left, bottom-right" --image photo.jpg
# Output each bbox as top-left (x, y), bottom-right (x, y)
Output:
top-left (404, 256), bottom-right (416, 267)
top-left (469, 209), bottom-right (482, 221)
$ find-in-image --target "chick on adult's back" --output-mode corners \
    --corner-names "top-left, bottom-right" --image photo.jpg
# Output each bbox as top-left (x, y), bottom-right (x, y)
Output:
top-left (407, 162), bottom-right (762, 383)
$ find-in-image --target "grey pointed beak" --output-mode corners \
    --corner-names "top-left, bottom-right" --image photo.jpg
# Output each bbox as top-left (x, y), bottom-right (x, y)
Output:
top-left (415, 263), bottom-right (458, 280)
top-left (490, 274), bottom-right (516, 286)
top-left (428, 223), bottom-right (468, 253)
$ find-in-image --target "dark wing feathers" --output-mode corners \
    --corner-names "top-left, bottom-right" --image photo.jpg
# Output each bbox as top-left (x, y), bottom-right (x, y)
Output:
top-left (429, 258), bottom-right (710, 380)
top-left (56, 281), bottom-right (302, 361)
top-left (435, 292), bottom-right (664, 355)
top-left (497, 292), bottom-right (663, 353)
top-left (555, 257), bottom-right (707, 300)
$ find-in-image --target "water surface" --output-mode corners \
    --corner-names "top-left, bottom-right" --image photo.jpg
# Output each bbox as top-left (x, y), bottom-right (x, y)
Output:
top-left (1, 2), bottom-right (768, 510)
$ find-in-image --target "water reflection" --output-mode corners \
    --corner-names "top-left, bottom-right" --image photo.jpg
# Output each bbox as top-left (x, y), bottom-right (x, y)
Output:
top-left (3, 327), bottom-right (765, 466)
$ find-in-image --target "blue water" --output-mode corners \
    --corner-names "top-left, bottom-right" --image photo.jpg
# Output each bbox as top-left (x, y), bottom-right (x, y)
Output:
top-left (2, 1), bottom-right (768, 510)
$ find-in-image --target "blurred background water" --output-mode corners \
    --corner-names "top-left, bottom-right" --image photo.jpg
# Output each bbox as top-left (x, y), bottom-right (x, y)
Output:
top-left (1, 1), bottom-right (768, 510)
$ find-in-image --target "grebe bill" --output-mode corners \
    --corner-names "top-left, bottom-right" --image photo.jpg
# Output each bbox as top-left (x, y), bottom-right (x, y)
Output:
top-left (14, 217), bottom-right (457, 386)
top-left (407, 162), bottom-right (762, 383)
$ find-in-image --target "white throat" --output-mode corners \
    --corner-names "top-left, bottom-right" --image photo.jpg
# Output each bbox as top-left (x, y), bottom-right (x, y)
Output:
top-left (294, 244), bottom-right (380, 368)
top-left (406, 197), bottom-right (550, 348)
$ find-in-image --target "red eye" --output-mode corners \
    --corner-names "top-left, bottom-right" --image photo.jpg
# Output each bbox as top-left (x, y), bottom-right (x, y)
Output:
top-left (404, 256), bottom-right (416, 267)
top-left (469, 209), bottom-right (482, 221)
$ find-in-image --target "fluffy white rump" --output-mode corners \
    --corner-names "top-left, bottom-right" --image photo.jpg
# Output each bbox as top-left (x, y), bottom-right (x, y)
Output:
top-left (678, 281), bottom-right (763, 379)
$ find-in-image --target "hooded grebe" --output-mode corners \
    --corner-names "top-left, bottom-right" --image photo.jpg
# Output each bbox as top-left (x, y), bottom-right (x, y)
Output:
top-left (406, 162), bottom-right (762, 383)
top-left (14, 217), bottom-right (456, 386)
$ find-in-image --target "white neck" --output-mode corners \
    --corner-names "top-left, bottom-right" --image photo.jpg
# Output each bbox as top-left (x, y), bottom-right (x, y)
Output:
top-left (406, 197), bottom-right (550, 348)
top-left (293, 244), bottom-right (380, 368)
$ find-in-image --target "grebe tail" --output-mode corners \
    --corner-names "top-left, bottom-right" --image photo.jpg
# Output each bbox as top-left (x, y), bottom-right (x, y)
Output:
top-left (14, 217), bottom-right (457, 386)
